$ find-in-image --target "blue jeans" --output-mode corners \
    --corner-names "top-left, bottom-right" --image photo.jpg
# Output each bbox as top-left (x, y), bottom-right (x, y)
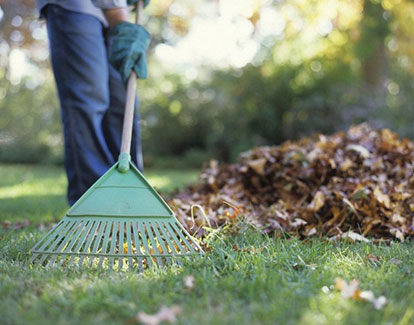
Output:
top-left (44, 4), bottom-right (143, 205)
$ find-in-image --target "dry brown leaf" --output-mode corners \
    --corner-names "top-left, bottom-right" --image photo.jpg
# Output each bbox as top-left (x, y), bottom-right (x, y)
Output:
top-left (365, 254), bottom-right (381, 263)
top-left (305, 227), bottom-right (317, 236)
top-left (168, 124), bottom-right (414, 241)
top-left (339, 231), bottom-right (370, 243)
top-left (308, 191), bottom-right (325, 212)
top-left (346, 144), bottom-right (370, 158)
top-left (136, 305), bottom-right (183, 325)
top-left (374, 187), bottom-right (391, 209)
top-left (1, 220), bottom-right (11, 229)
top-left (340, 158), bottom-right (354, 171)
top-left (291, 218), bottom-right (307, 227)
top-left (247, 158), bottom-right (267, 176)
top-left (391, 213), bottom-right (405, 224)
top-left (390, 228), bottom-right (405, 242)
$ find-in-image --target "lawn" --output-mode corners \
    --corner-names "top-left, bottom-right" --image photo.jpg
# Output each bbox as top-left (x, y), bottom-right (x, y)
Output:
top-left (0, 164), bottom-right (413, 325)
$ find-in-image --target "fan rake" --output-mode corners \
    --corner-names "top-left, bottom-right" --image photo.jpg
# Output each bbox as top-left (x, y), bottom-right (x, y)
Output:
top-left (30, 215), bottom-right (202, 271)
top-left (30, 1), bottom-right (203, 271)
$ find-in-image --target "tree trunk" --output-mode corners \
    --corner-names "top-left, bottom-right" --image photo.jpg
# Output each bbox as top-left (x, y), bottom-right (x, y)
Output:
top-left (359, 0), bottom-right (390, 95)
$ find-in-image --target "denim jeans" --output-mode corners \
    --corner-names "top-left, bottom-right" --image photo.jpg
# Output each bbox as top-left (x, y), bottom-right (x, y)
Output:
top-left (44, 4), bottom-right (143, 205)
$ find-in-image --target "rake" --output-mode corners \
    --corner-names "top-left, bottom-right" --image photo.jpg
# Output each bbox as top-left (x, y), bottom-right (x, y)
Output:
top-left (30, 1), bottom-right (203, 271)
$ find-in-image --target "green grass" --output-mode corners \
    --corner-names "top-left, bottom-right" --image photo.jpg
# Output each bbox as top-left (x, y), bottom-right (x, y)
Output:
top-left (1, 164), bottom-right (413, 325)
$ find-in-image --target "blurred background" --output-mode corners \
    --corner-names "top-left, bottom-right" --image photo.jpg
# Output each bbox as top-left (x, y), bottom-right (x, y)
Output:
top-left (1, 0), bottom-right (413, 169)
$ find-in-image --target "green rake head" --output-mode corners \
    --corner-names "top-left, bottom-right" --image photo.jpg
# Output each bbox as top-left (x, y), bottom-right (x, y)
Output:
top-left (30, 156), bottom-right (203, 271)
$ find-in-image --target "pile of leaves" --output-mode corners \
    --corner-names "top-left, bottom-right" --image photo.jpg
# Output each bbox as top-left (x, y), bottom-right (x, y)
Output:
top-left (169, 124), bottom-right (414, 241)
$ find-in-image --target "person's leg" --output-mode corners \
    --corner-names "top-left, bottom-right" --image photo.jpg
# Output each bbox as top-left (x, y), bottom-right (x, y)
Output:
top-left (44, 5), bottom-right (114, 205)
top-left (102, 37), bottom-right (143, 171)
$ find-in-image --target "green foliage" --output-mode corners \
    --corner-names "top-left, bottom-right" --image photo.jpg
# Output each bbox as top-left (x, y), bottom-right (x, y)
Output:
top-left (0, 77), bottom-right (62, 164)
top-left (141, 58), bottom-right (358, 161)
top-left (1, 0), bottom-right (414, 165)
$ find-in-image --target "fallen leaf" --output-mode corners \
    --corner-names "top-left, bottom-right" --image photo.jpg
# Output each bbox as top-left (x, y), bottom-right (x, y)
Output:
top-left (335, 278), bottom-right (361, 299)
top-left (123, 242), bottom-right (136, 254)
top-left (365, 254), bottom-right (381, 263)
top-left (305, 227), bottom-right (317, 236)
top-left (167, 124), bottom-right (414, 242)
top-left (340, 158), bottom-right (354, 171)
top-left (308, 191), bottom-right (325, 212)
top-left (249, 246), bottom-right (265, 253)
top-left (335, 231), bottom-right (370, 243)
top-left (2, 220), bottom-right (11, 229)
top-left (390, 228), bottom-right (405, 242)
top-left (390, 258), bottom-right (402, 265)
top-left (342, 198), bottom-right (359, 216)
top-left (247, 158), bottom-right (267, 176)
top-left (346, 144), bottom-right (370, 158)
top-left (359, 291), bottom-right (387, 310)
top-left (291, 218), bottom-right (307, 227)
top-left (334, 278), bottom-right (387, 310)
top-left (391, 213), bottom-right (405, 224)
top-left (13, 220), bottom-right (30, 229)
top-left (374, 187), bottom-right (391, 209)
top-left (183, 275), bottom-right (194, 290)
top-left (136, 305), bottom-right (183, 325)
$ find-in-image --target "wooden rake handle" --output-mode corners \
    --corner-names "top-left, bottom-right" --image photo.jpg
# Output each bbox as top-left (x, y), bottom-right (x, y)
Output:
top-left (119, 0), bottom-right (144, 172)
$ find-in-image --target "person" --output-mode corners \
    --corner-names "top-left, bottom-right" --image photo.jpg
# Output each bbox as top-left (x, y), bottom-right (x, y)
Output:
top-left (35, 0), bottom-right (151, 206)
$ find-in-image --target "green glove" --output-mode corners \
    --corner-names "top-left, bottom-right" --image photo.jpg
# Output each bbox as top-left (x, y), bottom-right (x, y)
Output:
top-left (127, 0), bottom-right (150, 7)
top-left (109, 22), bottom-right (151, 82)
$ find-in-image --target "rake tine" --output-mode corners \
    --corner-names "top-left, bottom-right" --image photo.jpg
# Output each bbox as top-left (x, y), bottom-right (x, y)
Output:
top-left (157, 222), bottom-right (181, 254)
top-left (108, 221), bottom-right (119, 271)
top-left (150, 221), bottom-right (171, 264)
top-left (65, 220), bottom-right (92, 268)
top-left (78, 221), bottom-right (99, 267)
top-left (31, 220), bottom-right (64, 251)
top-left (126, 221), bottom-right (133, 270)
top-left (118, 220), bottom-right (125, 271)
top-left (38, 220), bottom-right (75, 265)
top-left (164, 222), bottom-right (190, 254)
top-left (48, 220), bottom-right (83, 265)
top-left (98, 221), bottom-right (113, 268)
top-left (89, 221), bottom-right (107, 267)
top-left (169, 221), bottom-right (197, 253)
top-left (174, 220), bottom-right (204, 252)
top-left (132, 221), bottom-right (144, 271)
top-left (137, 221), bottom-right (153, 268)
top-left (143, 221), bottom-right (163, 267)
top-left (58, 220), bottom-right (87, 266)
top-left (30, 220), bottom-right (65, 263)
top-left (156, 221), bottom-right (183, 266)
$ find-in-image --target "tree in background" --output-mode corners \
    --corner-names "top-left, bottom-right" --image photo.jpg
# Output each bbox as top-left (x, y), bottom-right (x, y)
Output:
top-left (0, 0), bottom-right (413, 165)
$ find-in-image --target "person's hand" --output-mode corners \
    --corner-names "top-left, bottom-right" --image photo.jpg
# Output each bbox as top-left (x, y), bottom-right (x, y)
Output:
top-left (109, 21), bottom-right (151, 82)
top-left (127, 0), bottom-right (150, 7)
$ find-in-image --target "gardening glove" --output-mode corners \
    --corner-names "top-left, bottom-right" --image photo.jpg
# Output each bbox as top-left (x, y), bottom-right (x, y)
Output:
top-left (109, 21), bottom-right (151, 82)
top-left (127, 0), bottom-right (151, 7)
